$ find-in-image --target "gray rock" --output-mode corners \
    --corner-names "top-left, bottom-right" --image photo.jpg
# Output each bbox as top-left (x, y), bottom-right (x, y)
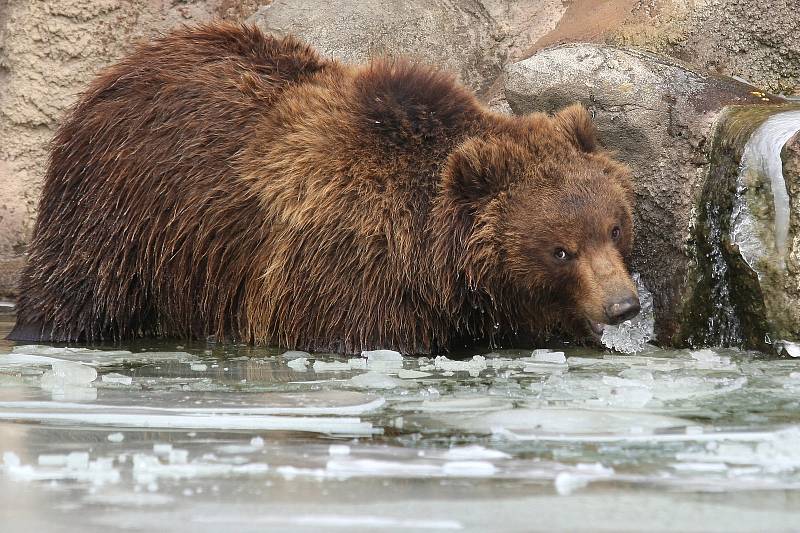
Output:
top-left (248, 0), bottom-right (507, 95)
top-left (0, 0), bottom-right (261, 298)
top-left (503, 43), bottom-right (773, 345)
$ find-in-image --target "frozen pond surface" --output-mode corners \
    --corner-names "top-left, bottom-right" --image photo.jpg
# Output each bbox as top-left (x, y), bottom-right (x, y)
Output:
top-left (2, 315), bottom-right (800, 532)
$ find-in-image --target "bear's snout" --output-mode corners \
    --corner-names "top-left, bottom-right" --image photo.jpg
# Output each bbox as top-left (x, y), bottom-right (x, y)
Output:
top-left (604, 295), bottom-right (641, 325)
top-left (575, 244), bottom-right (640, 332)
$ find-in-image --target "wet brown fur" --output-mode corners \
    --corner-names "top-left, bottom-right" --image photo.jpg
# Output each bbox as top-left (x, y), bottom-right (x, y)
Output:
top-left (10, 22), bottom-right (635, 354)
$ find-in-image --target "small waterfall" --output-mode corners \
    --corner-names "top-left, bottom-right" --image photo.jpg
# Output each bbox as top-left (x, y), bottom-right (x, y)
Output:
top-left (731, 110), bottom-right (800, 271)
top-left (684, 105), bottom-right (800, 349)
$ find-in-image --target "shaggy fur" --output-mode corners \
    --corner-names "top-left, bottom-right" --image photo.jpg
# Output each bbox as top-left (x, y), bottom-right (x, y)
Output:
top-left (9, 22), bottom-right (636, 354)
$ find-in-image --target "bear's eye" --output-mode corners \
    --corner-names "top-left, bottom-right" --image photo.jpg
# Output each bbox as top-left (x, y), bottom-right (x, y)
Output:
top-left (611, 226), bottom-right (621, 241)
top-left (553, 248), bottom-right (569, 261)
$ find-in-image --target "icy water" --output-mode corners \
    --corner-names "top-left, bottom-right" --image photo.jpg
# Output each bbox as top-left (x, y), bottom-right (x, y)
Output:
top-left (2, 313), bottom-right (800, 532)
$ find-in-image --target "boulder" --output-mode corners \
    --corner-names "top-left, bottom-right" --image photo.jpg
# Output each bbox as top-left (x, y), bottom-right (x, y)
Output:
top-left (249, 0), bottom-right (506, 95)
top-left (502, 43), bottom-right (776, 345)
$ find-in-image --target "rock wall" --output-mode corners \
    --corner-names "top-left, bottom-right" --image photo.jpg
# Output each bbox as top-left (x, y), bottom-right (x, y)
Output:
top-left (613, 0), bottom-right (800, 96)
top-left (0, 0), bottom-right (260, 298)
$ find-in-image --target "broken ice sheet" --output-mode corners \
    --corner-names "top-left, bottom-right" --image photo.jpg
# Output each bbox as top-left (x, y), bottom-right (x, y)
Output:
top-left (362, 349), bottom-right (404, 372)
top-left (0, 390), bottom-right (385, 436)
top-left (444, 407), bottom-right (691, 437)
top-left (554, 463), bottom-right (615, 495)
top-left (537, 367), bottom-right (748, 409)
top-left (345, 371), bottom-right (414, 389)
top-left (428, 355), bottom-right (487, 377)
top-left (674, 426), bottom-right (800, 472)
top-left (2, 451), bottom-right (120, 485)
top-left (101, 372), bottom-right (133, 386)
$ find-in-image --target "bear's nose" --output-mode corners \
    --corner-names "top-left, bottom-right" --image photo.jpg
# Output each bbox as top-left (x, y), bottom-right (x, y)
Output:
top-left (605, 296), bottom-right (641, 325)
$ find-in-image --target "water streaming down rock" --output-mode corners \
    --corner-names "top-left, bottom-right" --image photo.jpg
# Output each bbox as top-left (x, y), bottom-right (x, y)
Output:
top-left (731, 110), bottom-right (800, 270)
top-left (683, 105), bottom-right (800, 350)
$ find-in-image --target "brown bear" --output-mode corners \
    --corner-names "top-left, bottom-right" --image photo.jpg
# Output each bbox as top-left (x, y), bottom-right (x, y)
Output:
top-left (8, 22), bottom-right (639, 354)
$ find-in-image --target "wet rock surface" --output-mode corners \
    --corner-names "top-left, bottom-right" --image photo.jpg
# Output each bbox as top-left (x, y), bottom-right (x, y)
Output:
top-left (683, 107), bottom-right (800, 349)
top-left (503, 43), bottom-right (775, 345)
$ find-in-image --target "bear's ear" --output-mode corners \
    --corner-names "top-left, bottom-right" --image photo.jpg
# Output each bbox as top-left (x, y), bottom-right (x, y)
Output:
top-left (554, 103), bottom-right (598, 153)
top-left (443, 137), bottom-right (520, 204)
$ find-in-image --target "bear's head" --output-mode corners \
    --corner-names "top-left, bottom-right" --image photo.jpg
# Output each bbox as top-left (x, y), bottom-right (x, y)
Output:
top-left (442, 103), bottom-right (639, 340)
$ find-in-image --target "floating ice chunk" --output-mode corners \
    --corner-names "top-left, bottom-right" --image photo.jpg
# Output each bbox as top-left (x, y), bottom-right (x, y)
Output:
top-left (282, 350), bottom-right (311, 360)
top-left (471, 408), bottom-right (690, 436)
top-left (189, 363), bottom-right (208, 372)
top-left (0, 392), bottom-right (385, 416)
top-left (598, 377), bottom-right (654, 408)
top-left (169, 449), bottom-right (189, 465)
top-left (689, 349), bottom-right (737, 370)
top-left (153, 444), bottom-right (173, 456)
top-left (601, 273), bottom-right (655, 354)
top-left (779, 341), bottom-right (800, 358)
top-left (38, 454), bottom-right (68, 466)
top-left (361, 349), bottom-right (402, 361)
top-left (397, 369), bottom-right (432, 379)
top-left (0, 407), bottom-right (380, 435)
top-left (312, 360), bottom-right (352, 372)
top-left (362, 350), bottom-right (403, 372)
top-left (690, 349), bottom-right (722, 363)
top-left (347, 358), bottom-right (367, 370)
top-left (66, 452), bottom-right (90, 470)
top-left (521, 363), bottom-right (566, 374)
top-left (532, 350), bottom-right (567, 364)
top-left (554, 471), bottom-right (587, 495)
top-left (287, 358), bottom-right (309, 371)
top-left (217, 442), bottom-right (265, 454)
top-left (487, 357), bottom-right (515, 370)
top-left (618, 368), bottom-right (654, 381)
top-left (101, 373), bottom-right (133, 386)
top-left (107, 432), bottom-right (125, 443)
top-left (433, 355), bottom-right (487, 377)
top-left (346, 371), bottom-right (410, 389)
top-left (328, 444), bottom-right (351, 456)
top-left (395, 396), bottom-right (513, 413)
top-left (325, 458), bottom-right (441, 479)
top-left (4, 451), bottom-right (120, 484)
top-left (649, 375), bottom-right (747, 401)
top-left (443, 445), bottom-right (510, 460)
top-left (441, 461), bottom-right (496, 477)
top-left (132, 453), bottom-right (268, 483)
top-left (3, 451), bottom-right (20, 468)
top-left (250, 436), bottom-right (264, 448)
top-left (40, 361), bottom-right (97, 390)
top-left (554, 463), bottom-right (614, 495)
top-left (675, 426), bottom-right (800, 472)
top-left (670, 462), bottom-right (729, 472)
